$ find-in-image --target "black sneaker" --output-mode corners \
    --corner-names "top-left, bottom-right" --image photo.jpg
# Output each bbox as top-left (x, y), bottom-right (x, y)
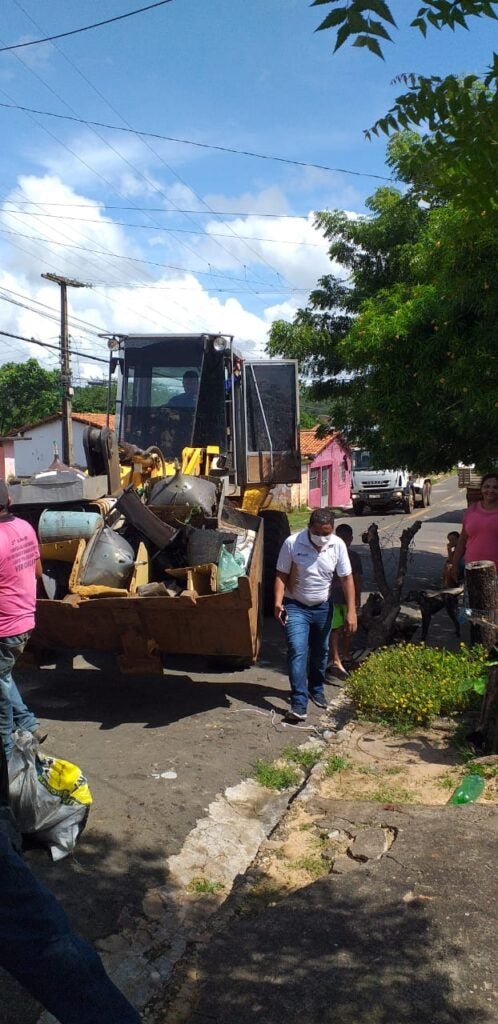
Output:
top-left (309, 694), bottom-right (328, 710)
top-left (285, 708), bottom-right (307, 722)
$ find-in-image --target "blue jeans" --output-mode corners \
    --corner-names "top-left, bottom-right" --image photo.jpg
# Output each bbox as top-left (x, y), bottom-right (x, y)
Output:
top-left (284, 599), bottom-right (333, 713)
top-left (0, 827), bottom-right (142, 1023)
top-left (0, 632), bottom-right (38, 760)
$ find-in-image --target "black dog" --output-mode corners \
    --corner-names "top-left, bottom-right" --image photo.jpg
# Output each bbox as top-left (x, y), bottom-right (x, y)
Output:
top-left (406, 587), bottom-right (463, 641)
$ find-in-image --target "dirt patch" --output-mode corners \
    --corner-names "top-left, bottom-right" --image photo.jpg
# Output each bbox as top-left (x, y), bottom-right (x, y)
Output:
top-left (235, 718), bottom-right (498, 903)
top-left (322, 720), bottom-right (498, 806)
top-left (320, 720), bottom-right (460, 806)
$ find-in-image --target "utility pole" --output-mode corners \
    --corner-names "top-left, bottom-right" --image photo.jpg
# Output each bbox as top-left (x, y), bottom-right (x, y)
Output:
top-left (41, 272), bottom-right (90, 466)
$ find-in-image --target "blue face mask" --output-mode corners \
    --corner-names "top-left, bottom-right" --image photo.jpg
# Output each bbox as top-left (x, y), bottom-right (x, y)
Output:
top-left (309, 532), bottom-right (330, 548)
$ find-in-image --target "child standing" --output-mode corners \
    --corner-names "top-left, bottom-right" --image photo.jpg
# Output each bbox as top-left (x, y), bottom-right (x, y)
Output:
top-left (327, 523), bottom-right (362, 681)
top-left (442, 531), bottom-right (461, 586)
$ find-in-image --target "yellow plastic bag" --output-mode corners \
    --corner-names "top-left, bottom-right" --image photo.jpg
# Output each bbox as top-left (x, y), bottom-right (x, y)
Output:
top-left (37, 755), bottom-right (92, 807)
top-left (9, 732), bottom-right (92, 860)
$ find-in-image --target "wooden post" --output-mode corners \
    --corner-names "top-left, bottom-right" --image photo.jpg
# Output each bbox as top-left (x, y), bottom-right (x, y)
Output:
top-left (465, 560), bottom-right (498, 752)
top-left (465, 560), bottom-right (497, 650)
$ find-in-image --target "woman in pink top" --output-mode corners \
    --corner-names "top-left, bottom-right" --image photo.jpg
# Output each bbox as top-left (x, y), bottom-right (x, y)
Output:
top-left (452, 473), bottom-right (498, 576)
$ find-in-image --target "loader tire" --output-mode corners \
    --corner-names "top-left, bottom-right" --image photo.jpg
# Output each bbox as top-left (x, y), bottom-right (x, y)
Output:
top-left (261, 509), bottom-right (290, 617)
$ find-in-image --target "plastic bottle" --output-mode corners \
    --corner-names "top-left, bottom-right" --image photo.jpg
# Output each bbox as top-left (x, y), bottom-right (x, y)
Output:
top-left (447, 774), bottom-right (485, 805)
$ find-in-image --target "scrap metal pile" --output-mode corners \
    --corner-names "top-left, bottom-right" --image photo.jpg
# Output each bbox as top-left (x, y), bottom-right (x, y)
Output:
top-left (10, 452), bottom-right (256, 606)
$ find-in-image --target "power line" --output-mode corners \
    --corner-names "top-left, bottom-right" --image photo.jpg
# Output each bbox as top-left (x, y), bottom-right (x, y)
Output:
top-left (0, 102), bottom-right (394, 182)
top-left (0, 74), bottom-right (207, 327)
top-left (0, 0), bottom-right (174, 52)
top-left (3, 201), bottom-right (312, 218)
top-left (0, 224), bottom-right (293, 286)
top-left (3, 12), bottom-right (287, 294)
top-left (0, 285), bottom-right (107, 338)
top-left (0, 330), bottom-right (108, 364)
top-left (2, 209), bottom-right (324, 246)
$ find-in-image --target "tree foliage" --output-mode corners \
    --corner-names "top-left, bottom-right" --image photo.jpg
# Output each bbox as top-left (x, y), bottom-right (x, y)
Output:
top-left (267, 136), bottom-right (498, 472)
top-left (312, 1), bottom-right (498, 59)
top-left (0, 359), bottom-right (60, 435)
top-left (312, 1), bottom-right (498, 211)
top-left (72, 382), bottom-right (116, 414)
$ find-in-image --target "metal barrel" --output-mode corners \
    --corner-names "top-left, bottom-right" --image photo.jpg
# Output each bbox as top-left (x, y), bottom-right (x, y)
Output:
top-left (38, 509), bottom-right (103, 543)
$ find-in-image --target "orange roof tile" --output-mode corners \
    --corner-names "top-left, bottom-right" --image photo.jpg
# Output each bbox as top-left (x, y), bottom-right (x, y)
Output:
top-left (7, 411), bottom-right (115, 435)
top-left (300, 427), bottom-right (339, 457)
top-left (71, 412), bottom-right (116, 430)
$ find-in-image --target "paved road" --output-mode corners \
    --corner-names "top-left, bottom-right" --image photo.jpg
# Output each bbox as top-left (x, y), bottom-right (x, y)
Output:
top-left (2, 475), bottom-right (467, 1024)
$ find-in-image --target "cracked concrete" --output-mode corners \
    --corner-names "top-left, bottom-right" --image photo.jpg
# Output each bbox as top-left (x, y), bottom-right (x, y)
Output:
top-left (37, 766), bottom-right (310, 1023)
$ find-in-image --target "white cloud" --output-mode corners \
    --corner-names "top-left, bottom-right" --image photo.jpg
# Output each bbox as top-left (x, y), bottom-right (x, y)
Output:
top-left (0, 170), bottom-right (353, 375)
top-left (32, 130), bottom-right (205, 194)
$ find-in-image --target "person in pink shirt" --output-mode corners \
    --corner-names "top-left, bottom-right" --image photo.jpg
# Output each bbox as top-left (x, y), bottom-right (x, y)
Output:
top-left (451, 473), bottom-right (498, 578)
top-left (0, 480), bottom-right (44, 759)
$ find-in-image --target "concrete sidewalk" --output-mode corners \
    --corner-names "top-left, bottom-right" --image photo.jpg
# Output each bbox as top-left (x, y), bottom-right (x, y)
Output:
top-left (184, 800), bottom-right (498, 1024)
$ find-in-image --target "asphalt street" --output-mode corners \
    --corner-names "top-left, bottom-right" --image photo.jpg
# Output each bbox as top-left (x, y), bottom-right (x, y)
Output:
top-left (2, 474), bottom-right (466, 1024)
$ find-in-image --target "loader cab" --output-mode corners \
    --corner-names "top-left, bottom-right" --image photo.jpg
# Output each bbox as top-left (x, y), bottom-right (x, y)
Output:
top-left (110, 333), bottom-right (301, 487)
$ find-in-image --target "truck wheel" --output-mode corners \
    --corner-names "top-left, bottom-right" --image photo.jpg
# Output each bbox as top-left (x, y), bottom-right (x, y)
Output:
top-left (422, 481), bottom-right (431, 507)
top-left (403, 491), bottom-right (415, 514)
top-left (352, 501), bottom-right (365, 516)
top-left (261, 509), bottom-right (290, 617)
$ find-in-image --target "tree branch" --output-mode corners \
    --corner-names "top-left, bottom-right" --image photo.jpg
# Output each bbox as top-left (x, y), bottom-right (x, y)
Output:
top-left (393, 520), bottom-right (422, 601)
top-left (362, 523), bottom-right (390, 598)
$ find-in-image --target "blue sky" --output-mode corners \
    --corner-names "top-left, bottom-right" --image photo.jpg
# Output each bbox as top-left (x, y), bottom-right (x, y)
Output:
top-left (0, 0), bottom-right (493, 378)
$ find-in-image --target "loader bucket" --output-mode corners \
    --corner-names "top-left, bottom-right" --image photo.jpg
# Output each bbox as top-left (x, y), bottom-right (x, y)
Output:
top-left (30, 511), bottom-right (264, 674)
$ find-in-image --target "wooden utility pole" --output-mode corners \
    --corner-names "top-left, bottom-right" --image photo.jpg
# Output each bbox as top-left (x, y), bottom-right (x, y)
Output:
top-left (41, 272), bottom-right (90, 466)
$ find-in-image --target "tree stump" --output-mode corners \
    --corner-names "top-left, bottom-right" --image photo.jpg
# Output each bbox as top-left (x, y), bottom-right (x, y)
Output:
top-left (465, 560), bottom-right (498, 753)
top-left (359, 520), bottom-right (422, 650)
top-left (466, 560), bottom-right (497, 650)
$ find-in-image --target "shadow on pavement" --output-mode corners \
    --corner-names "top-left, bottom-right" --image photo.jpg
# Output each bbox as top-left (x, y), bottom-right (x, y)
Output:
top-left (18, 668), bottom-right (288, 732)
top-left (188, 859), bottom-right (493, 1024)
top-left (424, 508), bottom-right (465, 524)
top-left (2, 826), bottom-right (175, 1024)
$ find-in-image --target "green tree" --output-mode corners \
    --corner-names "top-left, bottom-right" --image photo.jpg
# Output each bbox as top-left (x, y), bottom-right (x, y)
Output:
top-left (312, 2), bottom-right (497, 60)
top-left (0, 359), bottom-right (60, 434)
top-left (267, 138), bottom-right (498, 472)
top-left (312, 1), bottom-right (498, 211)
top-left (72, 382), bottom-right (116, 414)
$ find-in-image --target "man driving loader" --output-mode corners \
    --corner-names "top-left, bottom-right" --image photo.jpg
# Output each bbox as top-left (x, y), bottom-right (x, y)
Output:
top-left (166, 369), bottom-right (199, 410)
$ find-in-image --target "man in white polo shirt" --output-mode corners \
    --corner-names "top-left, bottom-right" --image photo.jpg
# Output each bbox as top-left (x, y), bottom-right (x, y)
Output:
top-left (274, 508), bottom-right (357, 722)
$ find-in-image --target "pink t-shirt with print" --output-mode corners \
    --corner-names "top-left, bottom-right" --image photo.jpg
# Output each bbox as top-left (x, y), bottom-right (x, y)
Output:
top-left (0, 516), bottom-right (39, 637)
top-left (463, 503), bottom-right (498, 568)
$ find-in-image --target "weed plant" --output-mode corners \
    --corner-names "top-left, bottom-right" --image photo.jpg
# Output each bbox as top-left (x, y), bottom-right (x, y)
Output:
top-left (253, 760), bottom-right (300, 790)
top-left (346, 643), bottom-right (487, 729)
top-left (187, 878), bottom-right (224, 895)
top-left (282, 745), bottom-right (322, 770)
top-left (324, 755), bottom-right (352, 776)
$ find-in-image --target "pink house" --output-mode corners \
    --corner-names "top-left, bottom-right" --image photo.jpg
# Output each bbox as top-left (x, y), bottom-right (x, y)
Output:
top-left (300, 428), bottom-right (351, 509)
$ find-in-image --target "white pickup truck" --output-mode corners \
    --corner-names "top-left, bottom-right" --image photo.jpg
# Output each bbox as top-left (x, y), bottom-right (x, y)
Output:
top-left (351, 450), bottom-right (431, 515)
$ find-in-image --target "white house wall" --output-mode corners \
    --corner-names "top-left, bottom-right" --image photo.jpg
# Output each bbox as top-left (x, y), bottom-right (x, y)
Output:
top-left (13, 421), bottom-right (88, 476)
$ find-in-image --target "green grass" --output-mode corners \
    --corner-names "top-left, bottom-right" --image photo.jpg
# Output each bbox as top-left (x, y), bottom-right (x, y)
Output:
top-left (438, 772), bottom-right (458, 790)
top-left (287, 507), bottom-right (343, 533)
top-left (289, 855), bottom-right (327, 877)
top-left (282, 745), bottom-right (322, 770)
top-left (187, 877), bottom-right (224, 895)
top-left (467, 762), bottom-right (498, 779)
top-left (324, 754), bottom-right (352, 776)
top-left (253, 759), bottom-right (300, 791)
top-left (361, 785), bottom-right (417, 804)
